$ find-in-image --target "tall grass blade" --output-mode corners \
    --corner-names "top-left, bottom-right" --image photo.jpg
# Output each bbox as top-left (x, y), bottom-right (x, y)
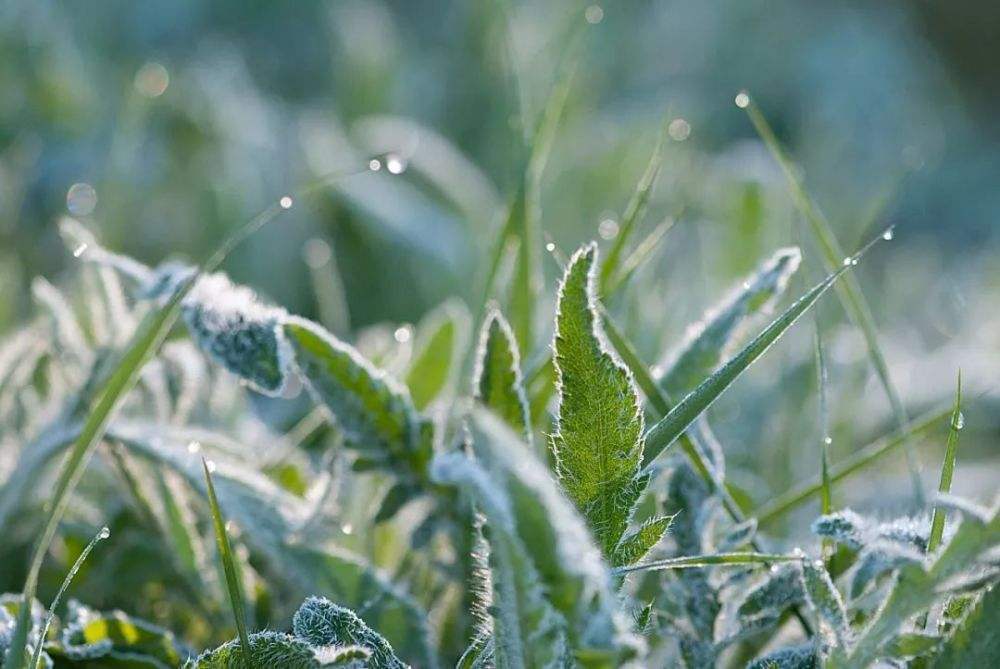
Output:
top-left (599, 118), bottom-right (669, 294)
top-left (815, 327), bottom-right (833, 517)
top-left (28, 525), bottom-right (110, 669)
top-left (928, 372), bottom-right (963, 553)
top-left (203, 457), bottom-right (254, 669)
top-left (756, 404), bottom-right (952, 525)
top-left (743, 98), bottom-right (922, 502)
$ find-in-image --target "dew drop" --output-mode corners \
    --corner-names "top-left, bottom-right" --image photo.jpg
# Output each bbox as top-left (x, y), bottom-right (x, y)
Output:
top-left (545, 242), bottom-right (556, 253)
top-left (598, 218), bottom-right (619, 240)
top-left (98, 526), bottom-right (111, 540)
top-left (205, 459), bottom-right (217, 473)
top-left (303, 238), bottom-right (332, 268)
top-left (369, 158), bottom-right (382, 172)
top-left (954, 412), bottom-right (965, 430)
top-left (584, 4), bottom-right (604, 24)
top-left (742, 280), bottom-right (752, 290)
top-left (134, 62), bottom-right (169, 98)
top-left (72, 242), bottom-right (89, 258)
top-left (279, 195), bottom-right (294, 210)
top-left (792, 546), bottom-right (804, 557)
top-left (187, 441), bottom-right (202, 454)
top-left (812, 559), bottom-right (825, 568)
top-left (842, 257), bottom-right (853, 267)
top-left (341, 523), bottom-right (354, 535)
top-left (734, 91), bottom-right (750, 109)
top-left (770, 564), bottom-right (780, 574)
top-left (824, 436), bottom-right (833, 445)
top-left (225, 520), bottom-right (235, 533)
top-left (66, 183), bottom-right (98, 216)
top-left (882, 228), bottom-right (895, 241)
top-left (385, 154), bottom-right (407, 174)
top-left (393, 325), bottom-right (412, 344)
top-left (668, 118), bottom-right (691, 142)
top-left (851, 257), bottom-right (859, 266)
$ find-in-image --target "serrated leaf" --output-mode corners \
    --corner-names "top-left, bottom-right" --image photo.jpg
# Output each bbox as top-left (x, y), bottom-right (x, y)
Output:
top-left (612, 515), bottom-right (673, 568)
top-left (551, 243), bottom-right (647, 560)
top-left (293, 597), bottom-right (406, 668)
top-left (657, 246), bottom-right (801, 395)
top-left (474, 309), bottom-right (531, 441)
top-left (930, 586), bottom-right (1000, 667)
top-left (284, 317), bottom-right (431, 480)
top-left (186, 630), bottom-right (345, 669)
top-left (405, 300), bottom-right (469, 410)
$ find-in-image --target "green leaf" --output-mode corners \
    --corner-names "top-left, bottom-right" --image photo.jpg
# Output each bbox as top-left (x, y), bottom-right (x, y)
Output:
top-left (930, 586), bottom-right (1000, 667)
top-left (800, 560), bottom-right (849, 649)
top-left (747, 643), bottom-right (817, 669)
top-left (293, 596), bottom-right (406, 669)
top-left (615, 552), bottom-right (802, 576)
top-left (474, 308), bottom-right (531, 441)
top-left (405, 300), bottom-right (470, 410)
top-left (611, 515), bottom-right (674, 568)
top-left (186, 630), bottom-right (351, 669)
top-left (643, 256), bottom-right (857, 469)
top-left (284, 317), bottom-right (431, 480)
top-left (53, 601), bottom-right (191, 668)
top-left (203, 458), bottom-right (254, 669)
top-left (882, 632), bottom-right (940, 659)
top-left (928, 372), bottom-right (963, 553)
top-left (436, 409), bottom-right (638, 662)
top-left (657, 246), bottom-right (801, 396)
top-left (551, 243), bottom-right (653, 562)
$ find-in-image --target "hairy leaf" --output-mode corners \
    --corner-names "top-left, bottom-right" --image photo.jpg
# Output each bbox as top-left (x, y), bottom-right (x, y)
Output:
top-left (474, 308), bottom-right (531, 440)
top-left (551, 244), bottom-right (664, 564)
top-left (293, 597), bottom-right (406, 668)
top-left (930, 586), bottom-right (1000, 667)
top-left (405, 300), bottom-right (469, 410)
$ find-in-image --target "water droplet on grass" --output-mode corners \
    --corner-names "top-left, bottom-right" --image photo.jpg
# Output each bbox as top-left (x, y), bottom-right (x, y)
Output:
top-left (668, 118), bottom-right (691, 141)
top-left (394, 325), bottom-right (412, 343)
top-left (598, 218), bottom-right (619, 239)
top-left (72, 243), bottom-right (89, 258)
top-left (134, 62), bottom-right (169, 98)
top-left (545, 242), bottom-right (556, 253)
top-left (882, 228), bottom-right (895, 241)
top-left (954, 412), bottom-right (965, 430)
top-left (187, 441), bottom-right (202, 454)
top-left (98, 526), bottom-right (111, 540)
top-left (386, 154), bottom-right (407, 174)
top-left (341, 523), bottom-right (354, 535)
top-left (67, 183), bottom-right (97, 216)
top-left (734, 91), bottom-right (750, 108)
top-left (279, 195), bottom-right (294, 209)
top-left (369, 158), bottom-right (382, 171)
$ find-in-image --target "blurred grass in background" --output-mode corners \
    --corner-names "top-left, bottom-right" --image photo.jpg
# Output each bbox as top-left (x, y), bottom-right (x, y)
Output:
top-left (1, 0), bottom-right (997, 532)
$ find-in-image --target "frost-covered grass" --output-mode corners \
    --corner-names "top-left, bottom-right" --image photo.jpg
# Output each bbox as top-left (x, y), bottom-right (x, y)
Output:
top-left (1, 61), bottom-right (997, 669)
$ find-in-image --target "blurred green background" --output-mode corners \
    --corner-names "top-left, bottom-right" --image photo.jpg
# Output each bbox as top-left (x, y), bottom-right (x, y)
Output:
top-left (2, 0), bottom-right (998, 520)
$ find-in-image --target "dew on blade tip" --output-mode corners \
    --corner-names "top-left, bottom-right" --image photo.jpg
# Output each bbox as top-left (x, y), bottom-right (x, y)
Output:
top-left (279, 195), bottom-right (294, 209)
top-left (98, 526), bottom-right (111, 540)
top-left (735, 91), bottom-right (750, 108)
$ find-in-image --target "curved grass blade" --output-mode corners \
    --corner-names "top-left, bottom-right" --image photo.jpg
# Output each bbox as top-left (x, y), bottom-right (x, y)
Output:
top-left (599, 117), bottom-right (669, 294)
top-left (743, 97), bottom-right (921, 501)
top-left (614, 552), bottom-right (802, 576)
top-left (756, 403), bottom-right (952, 525)
top-left (928, 372), bottom-right (963, 553)
top-left (28, 525), bottom-right (110, 669)
top-left (203, 458), bottom-right (255, 669)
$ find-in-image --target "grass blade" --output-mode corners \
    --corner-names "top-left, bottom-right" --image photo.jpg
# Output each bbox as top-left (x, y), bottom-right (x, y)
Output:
top-left (599, 117), bottom-right (669, 294)
top-left (603, 215), bottom-right (677, 297)
top-left (613, 552), bottom-right (803, 576)
top-left (203, 457), bottom-right (254, 669)
top-left (815, 327), bottom-right (833, 518)
top-left (928, 372), bottom-right (963, 553)
top-left (28, 525), bottom-right (110, 669)
top-left (756, 403), bottom-right (952, 525)
top-left (742, 96), bottom-right (922, 502)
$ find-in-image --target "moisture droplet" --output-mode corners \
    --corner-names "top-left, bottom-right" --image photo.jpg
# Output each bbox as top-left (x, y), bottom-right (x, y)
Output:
top-left (205, 459), bottom-right (217, 473)
top-left (735, 91), bottom-right (750, 109)
top-left (584, 4), bottom-right (604, 24)
top-left (770, 564), bottom-right (780, 574)
top-left (393, 325), bottom-right (412, 344)
top-left (882, 228), bottom-right (895, 241)
top-left (187, 441), bottom-right (202, 454)
top-left (66, 182), bottom-right (98, 216)
top-left (134, 62), bottom-right (169, 98)
top-left (225, 520), bottom-right (235, 533)
top-left (369, 158), bottom-right (382, 172)
top-left (851, 257), bottom-right (859, 266)
top-left (72, 242), bottom-right (89, 258)
top-left (792, 546), bottom-right (804, 557)
top-left (742, 280), bottom-right (752, 290)
top-left (98, 526), bottom-right (111, 540)
top-left (954, 412), bottom-right (965, 430)
top-left (812, 559), bottom-right (825, 568)
top-left (668, 118), bottom-right (691, 142)
top-left (842, 257), bottom-right (854, 267)
top-left (303, 238), bottom-right (332, 268)
top-left (341, 523), bottom-right (354, 535)
top-left (598, 218), bottom-right (619, 240)
top-left (385, 154), bottom-right (407, 174)
top-left (823, 436), bottom-right (833, 445)
top-left (545, 242), bottom-right (556, 253)
top-left (279, 195), bottom-right (294, 210)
